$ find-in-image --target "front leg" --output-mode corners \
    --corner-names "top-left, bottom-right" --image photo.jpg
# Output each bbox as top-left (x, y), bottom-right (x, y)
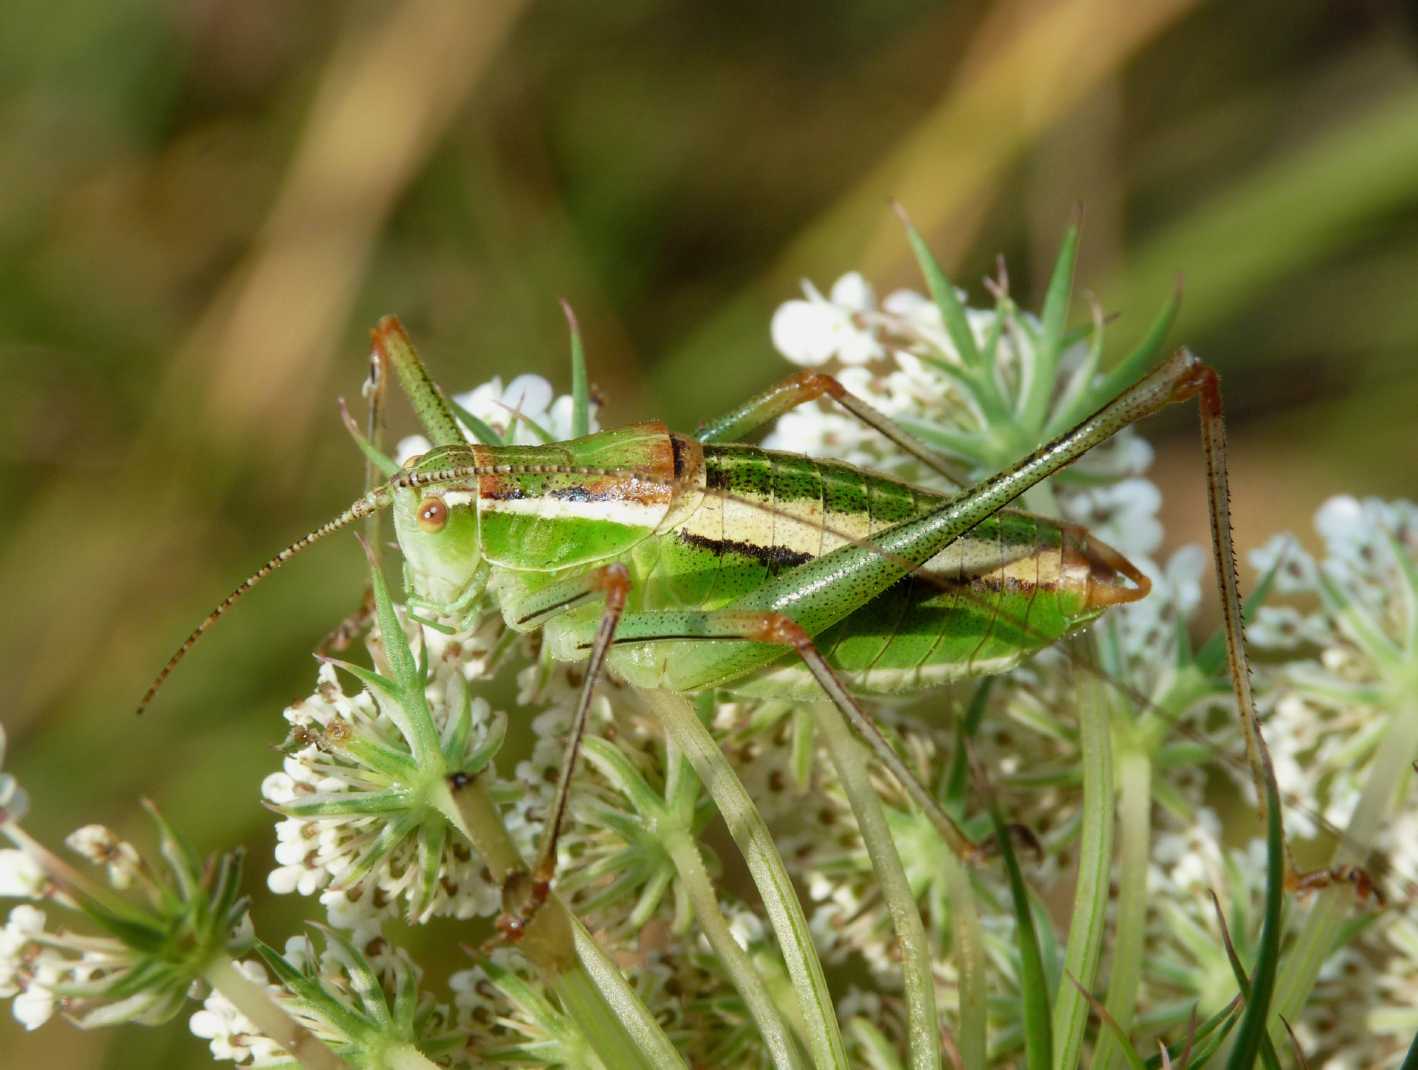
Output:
top-left (494, 562), bottom-right (631, 941)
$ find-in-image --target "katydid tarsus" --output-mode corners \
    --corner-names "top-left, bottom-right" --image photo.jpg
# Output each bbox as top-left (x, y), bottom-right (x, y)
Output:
top-left (137, 308), bottom-right (1354, 936)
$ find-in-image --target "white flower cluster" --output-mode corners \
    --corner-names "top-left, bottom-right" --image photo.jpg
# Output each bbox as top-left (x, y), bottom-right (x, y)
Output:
top-left (0, 905), bottom-right (55, 1030)
top-left (263, 614), bottom-right (514, 928)
top-left (765, 270), bottom-right (1163, 560)
top-left (760, 262), bottom-right (1418, 1062)
top-left (0, 725), bottom-right (27, 827)
top-left (193, 931), bottom-right (467, 1068)
top-left (0, 822), bottom-right (250, 1032)
top-left (1250, 496), bottom-right (1418, 847)
top-left (189, 957), bottom-right (291, 1066)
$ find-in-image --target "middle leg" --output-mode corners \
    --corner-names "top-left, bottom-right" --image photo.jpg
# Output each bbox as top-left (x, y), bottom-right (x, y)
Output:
top-left (494, 562), bottom-right (631, 940)
top-left (695, 370), bottom-right (971, 485)
top-left (603, 606), bottom-right (983, 861)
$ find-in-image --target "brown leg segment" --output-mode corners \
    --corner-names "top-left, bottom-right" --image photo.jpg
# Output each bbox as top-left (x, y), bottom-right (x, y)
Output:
top-left (1177, 356), bottom-right (1373, 899)
top-left (696, 370), bottom-right (970, 486)
top-left (497, 563), bottom-right (631, 940)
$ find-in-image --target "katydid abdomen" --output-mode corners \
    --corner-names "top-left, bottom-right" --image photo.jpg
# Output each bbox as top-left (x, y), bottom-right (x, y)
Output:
top-left (472, 431), bottom-right (1147, 697)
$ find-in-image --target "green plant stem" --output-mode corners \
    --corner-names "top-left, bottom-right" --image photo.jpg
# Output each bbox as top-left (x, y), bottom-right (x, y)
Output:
top-left (203, 954), bottom-right (347, 1070)
top-left (1053, 676), bottom-right (1115, 1070)
top-left (942, 852), bottom-right (987, 1070)
top-left (646, 688), bottom-right (849, 1070)
top-left (810, 700), bottom-right (941, 1070)
top-left (4, 824), bottom-right (143, 923)
top-left (568, 921), bottom-right (690, 1069)
top-left (1226, 775), bottom-right (1284, 1070)
top-left (552, 962), bottom-right (654, 1070)
top-left (440, 775), bottom-right (682, 1070)
top-left (1269, 703), bottom-right (1418, 1045)
top-left (1398, 1027), bottom-right (1418, 1070)
top-left (1091, 747), bottom-right (1150, 1070)
top-left (665, 829), bottom-right (808, 1070)
top-left (850, 1017), bottom-right (908, 1070)
top-left (382, 1043), bottom-right (443, 1070)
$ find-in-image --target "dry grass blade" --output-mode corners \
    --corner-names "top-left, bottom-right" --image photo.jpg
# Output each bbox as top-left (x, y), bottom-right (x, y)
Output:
top-left (1064, 970), bottom-right (1145, 1070)
top-left (1206, 889), bottom-right (1282, 1070)
top-left (1278, 1016), bottom-right (1310, 1070)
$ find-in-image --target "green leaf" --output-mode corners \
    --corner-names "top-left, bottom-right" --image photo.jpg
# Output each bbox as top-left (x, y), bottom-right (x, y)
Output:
top-left (896, 204), bottom-right (981, 371)
top-left (447, 395), bottom-right (504, 446)
top-left (1398, 1028), bottom-right (1418, 1070)
top-left (335, 809), bottom-right (421, 888)
top-left (1145, 1001), bottom-right (1239, 1069)
top-left (1020, 222), bottom-right (1080, 432)
top-left (362, 558), bottom-right (443, 764)
top-left (893, 202), bottom-right (1008, 421)
top-left (648, 690), bottom-right (848, 1070)
top-left (143, 799), bottom-right (202, 904)
top-left (256, 939), bottom-right (369, 1042)
top-left (582, 737), bottom-right (668, 819)
top-left (464, 710), bottom-right (507, 774)
top-left (1064, 972), bottom-right (1146, 1070)
top-left (339, 398), bottom-right (401, 477)
top-left (327, 657), bottom-right (398, 700)
top-left (945, 679), bottom-right (993, 809)
top-left (277, 790), bottom-right (414, 819)
top-left (319, 925), bottom-right (393, 1028)
top-left (1207, 891), bottom-right (1283, 1070)
top-left (368, 562), bottom-right (417, 690)
top-left (1224, 780), bottom-right (1284, 1070)
top-left (972, 745), bottom-right (1051, 1070)
top-left (847, 1016), bottom-right (907, 1070)
top-left (1052, 674), bottom-right (1115, 1070)
top-left (1067, 283), bottom-right (1180, 429)
top-left (565, 299), bottom-right (591, 439)
top-left (338, 736), bottom-right (419, 780)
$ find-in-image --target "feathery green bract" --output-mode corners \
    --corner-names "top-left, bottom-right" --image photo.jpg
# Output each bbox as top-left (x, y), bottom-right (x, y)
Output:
top-left (1210, 892), bottom-right (1282, 1070)
top-left (973, 747), bottom-right (1052, 1070)
top-left (1020, 221), bottom-right (1079, 433)
top-left (1054, 285), bottom-right (1181, 436)
top-left (567, 301), bottom-right (591, 439)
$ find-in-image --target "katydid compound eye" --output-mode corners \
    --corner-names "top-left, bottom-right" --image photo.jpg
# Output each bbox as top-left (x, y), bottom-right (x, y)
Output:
top-left (417, 496), bottom-right (448, 533)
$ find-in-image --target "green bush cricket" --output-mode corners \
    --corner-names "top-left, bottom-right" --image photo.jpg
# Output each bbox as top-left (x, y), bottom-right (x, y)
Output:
top-left (135, 285), bottom-right (1312, 942)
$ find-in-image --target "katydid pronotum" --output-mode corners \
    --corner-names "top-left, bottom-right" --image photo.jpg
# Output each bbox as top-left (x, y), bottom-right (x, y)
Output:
top-left (137, 310), bottom-right (1355, 939)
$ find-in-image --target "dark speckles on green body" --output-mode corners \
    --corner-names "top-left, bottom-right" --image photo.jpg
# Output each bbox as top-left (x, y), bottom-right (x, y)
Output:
top-left (401, 418), bottom-right (1144, 703)
top-left (613, 444), bottom-right (1102, 695)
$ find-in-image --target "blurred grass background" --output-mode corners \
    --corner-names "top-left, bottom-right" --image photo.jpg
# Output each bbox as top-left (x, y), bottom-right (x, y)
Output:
top-left (4, 1), bottom-right (1418, 1064)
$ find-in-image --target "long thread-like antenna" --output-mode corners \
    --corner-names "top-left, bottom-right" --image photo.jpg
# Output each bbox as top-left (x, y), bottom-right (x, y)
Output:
top-left (135, 462), bottom-right (616, 716)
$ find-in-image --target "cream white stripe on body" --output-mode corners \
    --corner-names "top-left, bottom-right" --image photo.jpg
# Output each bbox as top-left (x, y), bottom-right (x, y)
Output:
top-left (481, 494), bottom-right (665, 527)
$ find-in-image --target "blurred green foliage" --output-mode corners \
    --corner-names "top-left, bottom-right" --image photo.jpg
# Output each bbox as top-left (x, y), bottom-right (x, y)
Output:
top-left (3, 1), bottom-right (1418, 1065)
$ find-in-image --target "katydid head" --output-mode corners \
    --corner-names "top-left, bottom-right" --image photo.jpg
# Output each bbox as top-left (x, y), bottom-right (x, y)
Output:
top-left (390, 445), bottom-right (485, 607)
top-left (135, 453), bottom-right (619, 716)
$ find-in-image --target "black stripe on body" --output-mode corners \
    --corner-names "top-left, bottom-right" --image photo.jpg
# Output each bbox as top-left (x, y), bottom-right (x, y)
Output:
top-left (677, 531), bottom-right (814, 573)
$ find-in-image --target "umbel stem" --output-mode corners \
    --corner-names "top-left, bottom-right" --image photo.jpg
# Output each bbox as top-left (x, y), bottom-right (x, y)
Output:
top-left (438, 774), bottom-right (683, 1070)
top-left (646, 689), bottom-right (851, 1070)
top-left (203, 955), bottom-right (346, 1070)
